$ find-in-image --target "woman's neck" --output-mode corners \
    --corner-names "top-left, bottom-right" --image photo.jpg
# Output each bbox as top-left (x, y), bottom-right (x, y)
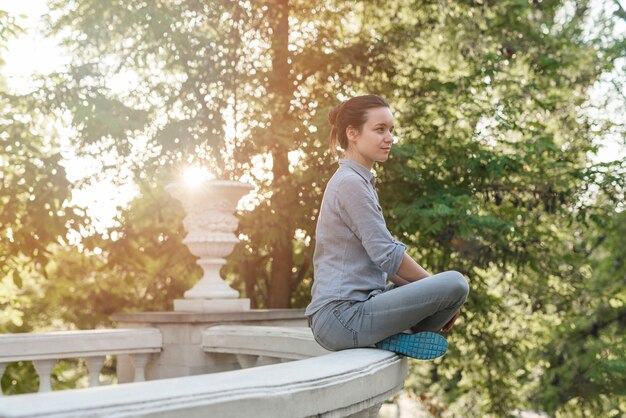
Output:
top-left (343, 151), bottom-right (374, 170)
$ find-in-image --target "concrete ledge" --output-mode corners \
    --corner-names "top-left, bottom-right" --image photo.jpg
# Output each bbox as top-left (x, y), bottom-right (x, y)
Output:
top-left (0, 349), bottom-right (407, 418)
top-left (112, 309), bottom-right (306, 324)
top-left (0, 329), bottom-right (162, 362)
top-left (203, 325), bottom-right (331, 360)
top-left (173, 298), bottom-right (251, 313)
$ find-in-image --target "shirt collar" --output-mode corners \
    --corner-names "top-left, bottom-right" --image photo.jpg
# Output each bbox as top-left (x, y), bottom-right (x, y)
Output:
top-left (339, 159), bottom-right (377, 187)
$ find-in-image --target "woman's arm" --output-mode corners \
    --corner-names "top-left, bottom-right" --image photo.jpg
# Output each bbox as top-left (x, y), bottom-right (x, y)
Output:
top-left (389, 274), bottom-right (411, 286)
top-left (395, 252), bottom-right (431, 282)
top-left (337, 175), bottom-right (407, 278)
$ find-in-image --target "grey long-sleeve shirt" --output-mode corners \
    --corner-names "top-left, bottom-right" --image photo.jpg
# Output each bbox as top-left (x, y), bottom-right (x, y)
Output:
top-left (304, 159), bottom-right (407, 317)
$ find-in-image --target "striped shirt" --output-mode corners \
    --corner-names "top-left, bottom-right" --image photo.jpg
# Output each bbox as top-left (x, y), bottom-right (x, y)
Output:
top-left (305, 159), bottom-right (407, 316)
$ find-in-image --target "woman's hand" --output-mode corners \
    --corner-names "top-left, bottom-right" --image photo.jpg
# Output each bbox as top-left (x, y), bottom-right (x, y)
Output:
top-left (441, 309), bottom-right (461, 332)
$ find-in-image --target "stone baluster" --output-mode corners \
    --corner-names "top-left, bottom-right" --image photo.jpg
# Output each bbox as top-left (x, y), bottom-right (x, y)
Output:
top-left (347, 403), bottom-right (383, 418)
top-left (255, 356), bottom-right (281, 367)
top-left (32, 359), bottom-right (56, 392)
top-left (130, 353), bottom-right (150, 382)
top-left (84, 356), bottom-right (106, 387)
top-left (235, 354), bottom-right (258, 369)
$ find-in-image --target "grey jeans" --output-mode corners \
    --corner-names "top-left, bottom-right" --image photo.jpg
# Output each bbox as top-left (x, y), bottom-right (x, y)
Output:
top-left (309, 270), bottom-right (470, 351)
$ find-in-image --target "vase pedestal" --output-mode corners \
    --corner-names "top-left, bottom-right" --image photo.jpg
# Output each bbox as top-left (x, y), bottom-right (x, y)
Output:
top-left (165, 179), bottom-right (255, 314)
top-left (173, 298), bottom-right (251, 313)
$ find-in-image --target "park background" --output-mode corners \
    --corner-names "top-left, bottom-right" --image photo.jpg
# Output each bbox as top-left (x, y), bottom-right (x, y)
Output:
top-left (0, 0), bottom-right (625, 416)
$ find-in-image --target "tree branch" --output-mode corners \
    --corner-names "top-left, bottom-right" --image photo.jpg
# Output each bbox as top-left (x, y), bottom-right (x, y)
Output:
top-left (614, 0), bottom-right (626, 21)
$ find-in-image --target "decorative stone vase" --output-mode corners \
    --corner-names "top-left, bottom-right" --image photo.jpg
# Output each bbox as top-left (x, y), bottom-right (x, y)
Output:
top-left (165, 180), bottom-right (253, 312)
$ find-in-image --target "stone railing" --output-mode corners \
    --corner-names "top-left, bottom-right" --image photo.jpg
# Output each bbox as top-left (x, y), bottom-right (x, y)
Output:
top-left (0, 325), bottom-right (408, 417)
top-left (202, 325), bottom-right (331, 368)
top-left (0, 328), bottom-right (162, 394)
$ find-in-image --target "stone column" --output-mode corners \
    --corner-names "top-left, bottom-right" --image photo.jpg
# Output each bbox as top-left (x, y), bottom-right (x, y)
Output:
top-left (165, 180), bottom-right (253, 313)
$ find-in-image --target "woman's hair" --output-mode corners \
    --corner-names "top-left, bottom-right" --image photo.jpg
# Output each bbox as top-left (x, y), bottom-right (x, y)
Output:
top-left (328, 94), bottom-right (390, 156)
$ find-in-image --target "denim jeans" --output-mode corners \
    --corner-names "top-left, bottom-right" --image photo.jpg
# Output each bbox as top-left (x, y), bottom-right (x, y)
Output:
top-left (309, 270), bottom-right (470, 351)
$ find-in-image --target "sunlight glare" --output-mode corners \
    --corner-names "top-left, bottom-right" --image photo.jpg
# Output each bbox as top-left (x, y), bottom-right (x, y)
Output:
top-left (183, 166), bottom-right (214, 187)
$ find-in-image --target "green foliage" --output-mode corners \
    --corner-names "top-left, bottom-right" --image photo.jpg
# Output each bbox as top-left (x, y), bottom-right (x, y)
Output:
top-left (0, 8), bottom-right (87, 334)
top-left (35, 0), bottom-right (415, 309)
top-left (532, 208), bottom-right (626, 416)
top-left (22, 176), bottom-right (200, 330)
top-left (1, 362), bottom-right (38, 396)
top-left (372, 0), bottom-right (626, 415)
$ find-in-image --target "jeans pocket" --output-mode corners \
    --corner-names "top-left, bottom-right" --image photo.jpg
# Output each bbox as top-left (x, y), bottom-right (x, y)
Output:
top-left (332, 305), bottom-right (357, 333)
top-left (332, 302), bottom-right (361, 347)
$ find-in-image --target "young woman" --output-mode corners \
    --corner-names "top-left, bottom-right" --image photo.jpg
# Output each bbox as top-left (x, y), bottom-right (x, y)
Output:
top-left (305, 94), bottom-right (470, 360)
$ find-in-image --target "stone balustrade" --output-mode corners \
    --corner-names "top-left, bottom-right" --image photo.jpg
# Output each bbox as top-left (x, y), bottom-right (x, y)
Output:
top-left (112, 309), bottom-right (308, 381)
top-left (0, 328), bottom-right (162, 394)
top-left (0, 348), bottom-right (407, 418)
top-left (0, 324), bottom-right (408, 417)
top-left (202, 325), bottom-right (331, 368)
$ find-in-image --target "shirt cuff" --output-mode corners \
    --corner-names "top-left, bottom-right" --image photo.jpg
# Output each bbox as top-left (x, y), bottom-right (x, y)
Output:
top-left (380, 241), bottom-right (406, 277)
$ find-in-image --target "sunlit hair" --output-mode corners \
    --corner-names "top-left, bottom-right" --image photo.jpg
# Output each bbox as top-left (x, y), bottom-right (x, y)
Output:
top-left (328, 94), bottom-right (390, 156)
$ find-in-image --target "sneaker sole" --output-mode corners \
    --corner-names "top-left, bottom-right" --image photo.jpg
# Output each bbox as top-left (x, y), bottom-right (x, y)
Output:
top-left (375, 331), bottom-right (448, 360)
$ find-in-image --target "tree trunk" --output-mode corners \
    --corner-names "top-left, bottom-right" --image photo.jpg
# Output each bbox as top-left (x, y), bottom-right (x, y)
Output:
top-left (267, 0), bottom-right (294, 308)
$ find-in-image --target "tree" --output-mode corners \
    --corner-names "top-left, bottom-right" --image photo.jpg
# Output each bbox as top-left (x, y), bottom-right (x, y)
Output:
top-left (0, 8), bottom-right (90, 394)
top-left (375, 0), bottom-right (625, 415)
top-left (0, 9), bottom-right (87, 333)
top-left (533, 166), bottom-right (626, 416)
top-left (43, 0), bottom-right (411, 308)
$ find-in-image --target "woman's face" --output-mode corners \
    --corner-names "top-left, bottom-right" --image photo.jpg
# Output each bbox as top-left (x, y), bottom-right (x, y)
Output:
top-left (346, 106), bottom-right (394, 169)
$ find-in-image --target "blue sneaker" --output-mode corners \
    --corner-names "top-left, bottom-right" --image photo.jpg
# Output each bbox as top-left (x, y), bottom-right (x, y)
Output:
top-left (375, 331), bottom-right (448, 360)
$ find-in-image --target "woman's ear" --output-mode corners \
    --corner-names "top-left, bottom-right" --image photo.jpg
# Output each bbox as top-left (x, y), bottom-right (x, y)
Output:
top-left (346, 126), bottom-right (358, 141)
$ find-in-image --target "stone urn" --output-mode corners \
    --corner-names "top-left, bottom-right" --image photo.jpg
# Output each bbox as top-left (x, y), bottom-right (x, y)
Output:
top-left (165, 179), bottom-right (253, 312)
